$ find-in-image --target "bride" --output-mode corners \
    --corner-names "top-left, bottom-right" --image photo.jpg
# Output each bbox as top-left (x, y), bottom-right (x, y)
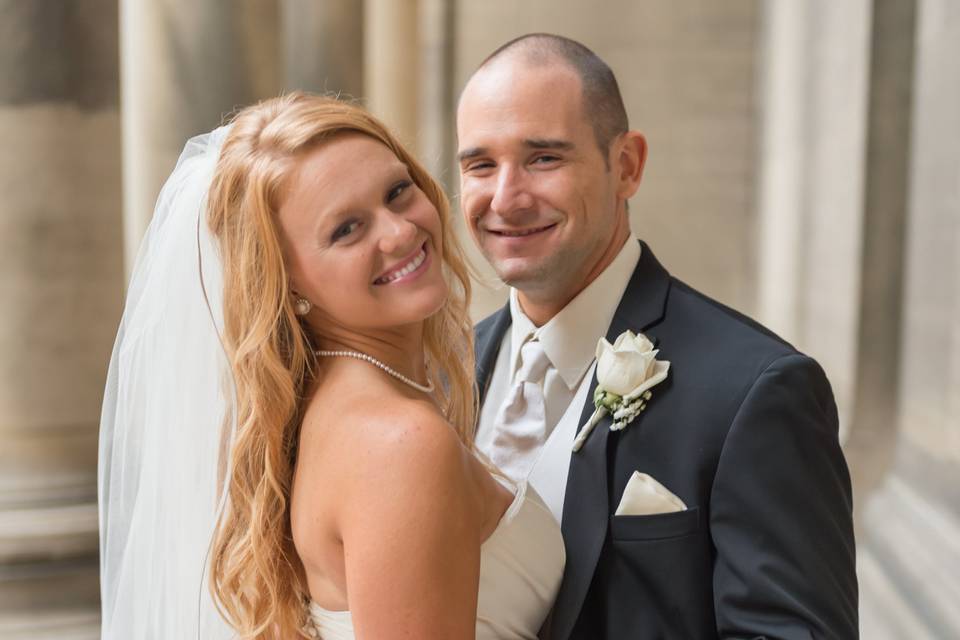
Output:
top-left (98, 93), bottom-right (564, 639)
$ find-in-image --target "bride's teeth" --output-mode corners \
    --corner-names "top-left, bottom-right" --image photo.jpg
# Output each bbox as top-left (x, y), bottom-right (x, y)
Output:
top-left (378, 248), bottom-right (426, 284)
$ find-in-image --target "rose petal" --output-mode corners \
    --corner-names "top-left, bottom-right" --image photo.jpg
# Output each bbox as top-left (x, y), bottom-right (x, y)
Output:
top-left (632, 333), bottom-right (654, 353)
top-left (595, 336), bottom-right (614, 360)
top-left (623, 360), bottom-right (670, 400)
top-left (612, 330), bottom-right (637, 350)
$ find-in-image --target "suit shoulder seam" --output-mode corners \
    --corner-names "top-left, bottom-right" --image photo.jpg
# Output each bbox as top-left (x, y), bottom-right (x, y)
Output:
top-left (669, 279), bottom-right (796, 351)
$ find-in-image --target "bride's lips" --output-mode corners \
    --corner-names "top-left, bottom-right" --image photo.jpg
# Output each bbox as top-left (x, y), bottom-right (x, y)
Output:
top-left (373, 241), bottom-right (430, 285)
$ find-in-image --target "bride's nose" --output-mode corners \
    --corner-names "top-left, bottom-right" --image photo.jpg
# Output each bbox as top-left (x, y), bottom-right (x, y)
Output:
top-left (377, 213), bottom-right (419, 256)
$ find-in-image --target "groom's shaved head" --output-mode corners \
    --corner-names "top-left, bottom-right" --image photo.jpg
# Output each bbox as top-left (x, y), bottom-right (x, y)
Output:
top-left (469, 33), bottom-right (629, 155)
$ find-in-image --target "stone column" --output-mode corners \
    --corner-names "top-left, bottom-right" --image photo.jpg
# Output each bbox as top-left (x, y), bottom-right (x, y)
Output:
top-left (844, 0), bottom-right (916, 512)
top-left (282, 0), bottom-right (364, 97)
top-left (755, 0), bottom-right (874, 438)
top-left (895, 0), bottom-right (960, 493)
top-left (364, 0), bottom-right (420, 152)
top-left (754, 0), bottom-right (809, 342)
top-left (0, 0), bottom-right (122, 636)
top-left (418, 0), bottom-right (456, 186)
top-left (120, 0), bottom-right (281, 272)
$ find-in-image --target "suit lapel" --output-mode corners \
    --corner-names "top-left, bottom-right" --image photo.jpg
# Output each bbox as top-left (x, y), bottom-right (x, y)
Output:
top-left (474, 302), bottom-right (512, 408)
top-left (548, 241), bottom-right (671, 640)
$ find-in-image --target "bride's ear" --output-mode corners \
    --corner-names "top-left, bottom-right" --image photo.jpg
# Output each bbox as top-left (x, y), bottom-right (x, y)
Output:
top-left (614, 131), bottom-right (647, 201)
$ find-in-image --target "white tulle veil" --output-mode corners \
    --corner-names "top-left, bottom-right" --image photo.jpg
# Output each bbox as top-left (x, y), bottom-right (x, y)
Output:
top-left (98, 127), bottom-right (237, 639)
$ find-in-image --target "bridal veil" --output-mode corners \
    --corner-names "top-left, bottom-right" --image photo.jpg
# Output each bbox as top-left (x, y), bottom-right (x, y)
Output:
top-left (98, 127), bottom-right (236, 638)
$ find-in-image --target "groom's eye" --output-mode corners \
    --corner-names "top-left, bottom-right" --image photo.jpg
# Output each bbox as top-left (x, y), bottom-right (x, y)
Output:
top-left (532, 154), bottom-right (560, 165)
top-left (466, 160), bottom-right (495, 172)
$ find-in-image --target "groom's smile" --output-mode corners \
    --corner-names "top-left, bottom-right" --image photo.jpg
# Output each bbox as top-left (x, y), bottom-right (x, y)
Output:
top-left (485, 222), bottom-right (560, 249)
top-left (479, 220), bottom-right (564, 275)
top-left (488, 223), bottom-right (558, 238)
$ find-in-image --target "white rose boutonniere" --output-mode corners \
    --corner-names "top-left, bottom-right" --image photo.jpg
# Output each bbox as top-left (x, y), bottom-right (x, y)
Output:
top-left (572, 330), bottom-right (670, 452)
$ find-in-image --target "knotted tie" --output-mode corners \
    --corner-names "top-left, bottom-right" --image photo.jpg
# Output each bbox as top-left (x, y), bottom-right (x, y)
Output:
top-left (489, 338), bottom-right (552, 483)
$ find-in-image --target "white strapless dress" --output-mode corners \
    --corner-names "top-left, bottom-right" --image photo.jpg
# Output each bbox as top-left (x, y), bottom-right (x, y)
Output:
top-left (304, 480), bottom-right (565, 639)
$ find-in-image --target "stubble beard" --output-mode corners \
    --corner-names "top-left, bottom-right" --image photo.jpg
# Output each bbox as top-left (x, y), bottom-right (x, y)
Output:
top-left (493, 242), bottom-right (592, 304)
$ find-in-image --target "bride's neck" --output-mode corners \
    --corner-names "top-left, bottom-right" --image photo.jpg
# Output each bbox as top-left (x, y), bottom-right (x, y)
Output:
top-left (313, 323), bottom-right (428, 382)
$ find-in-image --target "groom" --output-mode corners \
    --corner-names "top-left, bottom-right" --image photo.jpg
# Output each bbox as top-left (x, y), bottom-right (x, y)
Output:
top-left (458, 34), bottom-right (858, 639)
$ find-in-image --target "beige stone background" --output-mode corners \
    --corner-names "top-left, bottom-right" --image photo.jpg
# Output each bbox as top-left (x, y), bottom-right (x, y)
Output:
top-left (0, 0), bottom-right (957, 637)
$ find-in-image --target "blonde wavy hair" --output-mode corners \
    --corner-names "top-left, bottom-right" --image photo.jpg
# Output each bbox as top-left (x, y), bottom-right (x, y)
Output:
top-left (206, 92), bottom-right (477, 638)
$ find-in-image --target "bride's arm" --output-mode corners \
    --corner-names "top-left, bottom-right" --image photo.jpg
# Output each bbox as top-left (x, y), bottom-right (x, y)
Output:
top-left (337, 404), bottom-right (484, 640)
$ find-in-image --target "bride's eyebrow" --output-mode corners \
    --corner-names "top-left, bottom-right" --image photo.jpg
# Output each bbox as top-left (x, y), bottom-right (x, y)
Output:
top-left (306, 187), bottom-right (357, 233)
top-left (311, 166), bottom-right (411, 230)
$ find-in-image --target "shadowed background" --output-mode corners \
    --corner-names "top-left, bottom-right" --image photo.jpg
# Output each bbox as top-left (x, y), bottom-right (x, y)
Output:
top-left (1, 0), bottom-right (957, 637)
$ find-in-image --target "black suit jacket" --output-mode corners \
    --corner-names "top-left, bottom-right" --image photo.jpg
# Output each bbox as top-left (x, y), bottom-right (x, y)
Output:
top-left (474, 242), bottom-right (858, 640)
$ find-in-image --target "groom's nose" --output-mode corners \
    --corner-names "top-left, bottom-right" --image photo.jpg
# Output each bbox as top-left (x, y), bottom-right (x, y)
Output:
top-left (490, 165), bottom-right (535, 217)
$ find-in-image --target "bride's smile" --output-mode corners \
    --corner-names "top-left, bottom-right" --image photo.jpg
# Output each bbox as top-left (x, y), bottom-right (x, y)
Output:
top-left (373, 240), bottom-right (430, 285)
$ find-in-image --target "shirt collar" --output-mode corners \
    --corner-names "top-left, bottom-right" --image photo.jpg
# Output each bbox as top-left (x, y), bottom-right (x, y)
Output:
top-left (508, 238), bottom-right (642, 389)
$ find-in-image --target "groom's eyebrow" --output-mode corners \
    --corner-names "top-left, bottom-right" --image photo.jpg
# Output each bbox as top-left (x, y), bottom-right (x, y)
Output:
top-left (457, 138), bottom-right (576, 162)
top-left (525, 138), bottom-right (575, 152)
top-left (457, 146), bottom-right (487, 162)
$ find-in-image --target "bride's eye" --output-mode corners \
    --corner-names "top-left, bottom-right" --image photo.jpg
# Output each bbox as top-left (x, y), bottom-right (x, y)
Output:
top-left (387, 179), bottom-right (412, 203)
top-left (331, 220), bottom-right (361, 242)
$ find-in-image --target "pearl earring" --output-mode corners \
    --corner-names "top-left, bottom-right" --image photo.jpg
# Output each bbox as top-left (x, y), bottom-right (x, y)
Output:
top-left (294, 296), bottom-right (312, 316)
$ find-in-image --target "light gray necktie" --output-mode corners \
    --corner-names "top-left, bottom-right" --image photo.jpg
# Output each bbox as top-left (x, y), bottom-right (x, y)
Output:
top-left (489, 338), bottom-right (552, 483)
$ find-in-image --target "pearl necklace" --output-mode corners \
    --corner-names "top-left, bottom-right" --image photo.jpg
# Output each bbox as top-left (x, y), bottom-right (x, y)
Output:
top-left (315, 349), bottom-right (435, 394)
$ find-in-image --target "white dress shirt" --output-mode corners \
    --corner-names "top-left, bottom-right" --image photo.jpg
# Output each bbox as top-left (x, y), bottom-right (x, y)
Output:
top-left (476, 238), bottom-right (641, 522)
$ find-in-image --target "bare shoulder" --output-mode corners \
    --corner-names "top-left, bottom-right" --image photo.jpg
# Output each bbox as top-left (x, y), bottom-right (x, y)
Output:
top-left (347, 398), bottom-right (474, 492)
top-left (299, 390), bottom-right (480, 517)
top-left (292, 388), bottom-right (489, 630)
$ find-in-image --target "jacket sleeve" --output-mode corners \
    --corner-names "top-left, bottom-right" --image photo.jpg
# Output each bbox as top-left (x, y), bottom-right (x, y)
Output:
top-left (710, 353), bottom-right (859, 639)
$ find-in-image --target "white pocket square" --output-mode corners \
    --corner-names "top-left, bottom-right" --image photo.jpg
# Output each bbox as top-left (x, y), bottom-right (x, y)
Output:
top-left (615, 471), bottom-right (687, 516)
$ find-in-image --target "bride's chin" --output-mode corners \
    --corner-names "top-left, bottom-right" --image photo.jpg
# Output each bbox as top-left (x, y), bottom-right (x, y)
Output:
top-left (368, 279), bottom-right (449, 326)
top-left (405, 283), bottom-right (450, 324)
top-left (414, 288), bottom-right (449, 323)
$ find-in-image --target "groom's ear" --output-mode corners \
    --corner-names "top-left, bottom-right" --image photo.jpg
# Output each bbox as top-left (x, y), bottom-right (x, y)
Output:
top-left (613, 131), bottom-right (647, 201)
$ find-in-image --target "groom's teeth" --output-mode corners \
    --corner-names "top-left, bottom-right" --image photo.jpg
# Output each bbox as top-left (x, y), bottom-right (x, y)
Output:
top-left (499, 226), bottom-right (549, 237)
top-left (376, 248), bottom-right (426, 284)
